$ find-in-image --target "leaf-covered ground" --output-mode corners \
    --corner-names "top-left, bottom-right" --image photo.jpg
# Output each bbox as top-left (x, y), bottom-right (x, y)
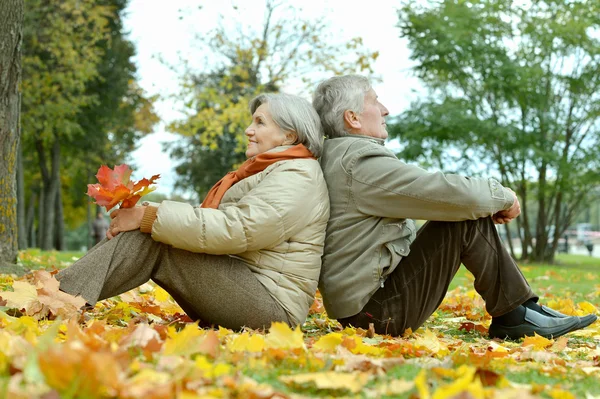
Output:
top-left (1, 250), bottom-right (599, 398)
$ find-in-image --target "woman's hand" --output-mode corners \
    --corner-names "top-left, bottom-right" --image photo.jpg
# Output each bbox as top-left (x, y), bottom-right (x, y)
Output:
top-left (107, 206), bottom-right (146, 239)
top-left (493, 188), bottom-right (521, 224)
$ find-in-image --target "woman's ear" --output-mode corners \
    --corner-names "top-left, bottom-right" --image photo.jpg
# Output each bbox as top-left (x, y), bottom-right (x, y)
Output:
top-left (343, 110), bottom-right (361, 131)
top-left (283, 132), bottom-right (298, 145)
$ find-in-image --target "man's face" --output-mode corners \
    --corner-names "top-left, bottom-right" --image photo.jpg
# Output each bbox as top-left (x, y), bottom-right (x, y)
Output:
top-left (356, 89), bottom-right (389, 139)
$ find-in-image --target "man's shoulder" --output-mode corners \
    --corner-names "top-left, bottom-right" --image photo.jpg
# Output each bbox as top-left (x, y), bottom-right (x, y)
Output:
top-left (323, 136), bottom-right (389, 157)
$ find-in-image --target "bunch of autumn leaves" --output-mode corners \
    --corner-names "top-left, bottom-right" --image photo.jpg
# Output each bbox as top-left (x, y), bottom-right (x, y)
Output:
top-left (86, 165), bottom-right (160, 211)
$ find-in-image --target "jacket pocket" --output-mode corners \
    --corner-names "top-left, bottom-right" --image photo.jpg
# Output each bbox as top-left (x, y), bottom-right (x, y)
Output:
top-left (379, 221), bottom-right (414, 281)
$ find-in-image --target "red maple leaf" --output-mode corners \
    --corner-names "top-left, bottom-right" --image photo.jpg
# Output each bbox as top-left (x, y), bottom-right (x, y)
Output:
top-left (87, 165), bottom-right (160, 211)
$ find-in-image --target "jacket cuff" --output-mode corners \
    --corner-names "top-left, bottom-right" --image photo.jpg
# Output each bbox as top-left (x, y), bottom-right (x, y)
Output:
top-left (502, 187), bottom-right (516, 210)
top-left (140, 206), bottom-right (158, 234)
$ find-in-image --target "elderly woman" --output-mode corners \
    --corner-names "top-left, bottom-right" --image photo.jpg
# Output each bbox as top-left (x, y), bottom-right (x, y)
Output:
top-left (57, 93), bottom-right (330, 330)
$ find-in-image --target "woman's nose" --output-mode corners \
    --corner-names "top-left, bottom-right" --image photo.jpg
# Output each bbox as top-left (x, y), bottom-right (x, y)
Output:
top-left (245, 126), bottom-right (253, 136)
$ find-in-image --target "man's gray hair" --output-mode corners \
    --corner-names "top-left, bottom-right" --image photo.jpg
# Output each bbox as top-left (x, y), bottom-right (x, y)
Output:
top-left (249, 93), bottom-right (323, 158)
top-left (312, 75), bottom-right (372, 138)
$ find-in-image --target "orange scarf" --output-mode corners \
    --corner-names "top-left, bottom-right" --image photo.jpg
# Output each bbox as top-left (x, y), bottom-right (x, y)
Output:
top-left (201, 144), bottom-right (315, 209)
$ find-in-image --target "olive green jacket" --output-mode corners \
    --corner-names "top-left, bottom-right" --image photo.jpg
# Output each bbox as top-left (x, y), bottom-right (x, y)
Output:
top-left (318, 135), bottom-right (515, 319)
top-left (150, 146), bottom-right (330, 326)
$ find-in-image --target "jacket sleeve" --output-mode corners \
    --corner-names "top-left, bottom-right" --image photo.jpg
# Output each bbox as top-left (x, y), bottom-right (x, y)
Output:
top-left (150, 162), bottom-right (324, 254)
top-left (347, 144), bottom-right (515, 221)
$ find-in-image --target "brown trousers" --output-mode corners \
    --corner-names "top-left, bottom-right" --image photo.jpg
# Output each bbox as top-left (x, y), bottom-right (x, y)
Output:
top-left (57, 230), bottom-right (290, 330)
top-left (339, 217), bottom-right (536, 336)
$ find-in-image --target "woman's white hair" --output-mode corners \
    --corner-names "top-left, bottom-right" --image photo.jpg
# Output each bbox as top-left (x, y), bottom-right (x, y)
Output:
top-left (249, 93), bottom-right (324, 158)
top-left (312, 75), bottom-right (372, 138)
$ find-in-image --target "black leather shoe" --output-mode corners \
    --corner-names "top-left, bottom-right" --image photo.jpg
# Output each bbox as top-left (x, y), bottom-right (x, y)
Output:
top-left (540, 305), bottom-right (598, 329)
top-left (489, 308), bottom-right (581, 340)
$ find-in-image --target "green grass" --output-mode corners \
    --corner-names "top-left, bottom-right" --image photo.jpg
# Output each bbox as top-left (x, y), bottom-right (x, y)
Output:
top-left (449, 254), bottom-right (600, 302)
top-left (18, 248), bottom-right (84, 271)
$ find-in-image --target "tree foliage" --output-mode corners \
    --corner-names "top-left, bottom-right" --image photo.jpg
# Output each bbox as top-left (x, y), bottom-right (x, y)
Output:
top-left (391, 0), bottom-right (600, 262)
top-left (167, 1), bottom-right (379, 201)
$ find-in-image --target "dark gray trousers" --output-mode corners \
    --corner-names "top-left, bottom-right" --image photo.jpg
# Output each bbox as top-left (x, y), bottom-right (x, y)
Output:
top-left (57, 230), bottom-right (290, 330)
top-left (339, 217), bottom-right (536, 336)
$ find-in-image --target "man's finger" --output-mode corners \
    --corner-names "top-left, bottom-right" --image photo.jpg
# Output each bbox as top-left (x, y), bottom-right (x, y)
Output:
top-left (110, 210), bottom-right (119, 219)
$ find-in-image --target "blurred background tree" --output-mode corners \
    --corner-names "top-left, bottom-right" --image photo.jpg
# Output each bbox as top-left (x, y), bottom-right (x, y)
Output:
top-left (391, 0), bottom-right (600, 263)
top-left (167, 0), bottom-right (380, 202)
top-left (18, 0), bottom-right (158, 251)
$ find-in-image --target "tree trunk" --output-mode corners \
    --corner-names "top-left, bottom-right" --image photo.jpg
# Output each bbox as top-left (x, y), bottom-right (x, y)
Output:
top-left (26, 191), bottom-right (36, 248)
top-left (54, 183), bottom-right (65, 250)
top-left (36, 138), bottom-right (60, 250)
top-left (16, 132), bottom-right (27, 249)
top-left (0, 0), bottom-right (24, 274)
top-left (37, 185), bottom-right (44, 248)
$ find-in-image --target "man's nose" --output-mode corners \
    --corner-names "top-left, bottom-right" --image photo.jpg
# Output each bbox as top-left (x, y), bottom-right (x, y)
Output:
top-left (381, 104), bottom-right (389, 116)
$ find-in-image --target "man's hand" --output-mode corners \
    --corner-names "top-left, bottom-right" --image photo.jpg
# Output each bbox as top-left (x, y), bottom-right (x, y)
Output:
top-left (107, 206), bottom-right (146, 239)
top-left (493, 188), bottom-right (521, 225)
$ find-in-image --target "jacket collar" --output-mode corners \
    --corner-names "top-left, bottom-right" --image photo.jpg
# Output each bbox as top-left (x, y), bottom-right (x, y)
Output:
top-left (327, 134), bottom-right (386, 146)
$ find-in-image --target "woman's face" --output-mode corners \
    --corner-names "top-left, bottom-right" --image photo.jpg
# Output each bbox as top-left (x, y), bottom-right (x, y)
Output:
top-left (245, 103), bottom-right (287, 158)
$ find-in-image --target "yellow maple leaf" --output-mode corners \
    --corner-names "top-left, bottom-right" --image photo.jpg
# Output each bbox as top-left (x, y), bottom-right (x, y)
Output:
top-left (415, 369), bottom-right (430, 399)
top-left (228, 332), bottom-right (265, 353)
top-left (522, 333), bottom-right (553, 350)
top-left (280, 371), bottom-right (369, 393)
top-left (0, 281), bottom-right (40, 315)
top-left (265, 322), bottom-right (304, 350)
top-left (343, 335), bottom-right (385, 356)
top-left (577, 301), bottom-right (597, 315)
top-left (154, 286), bottom-right (171, 303)
top-left (548, 388), bottom-right (576, 399)
top-left (195, 355), bottom-right (232, 378)
top-left (312, 332), bottom-right (343, 351)
top-left (432, 365), bottom-right (485, 399)
top-left (413, 329), bottom-right (449, 356)
top-left (163, 324), bottom-right (219, 357)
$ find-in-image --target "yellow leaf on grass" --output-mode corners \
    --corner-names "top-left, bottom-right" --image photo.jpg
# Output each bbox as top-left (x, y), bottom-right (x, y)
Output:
top-left (413, 329), bottom-right (449, 356)
top-left (228, 332), bottom-right (265, 353)
top-left (312, 332), bottom-right (343, 351)
top-left (164, 324), bottom-right (219, 357)
top-left (378, 379), bottom-right (414, 396)
top-left (343, 335), bottom-right (385, 356)
top-left (432, 365), bottom-right (484, 399)
top-left (548, 388), bottom-right (576, 399)
top-left (488, 341), bottom-right (509, 353)
top-left (415, 369), bottom-right (430, 399)
top-left (522, 333), bottom-right (553, 350)
top-left (218, 326), bottom-right (232, 339)
top-left (280, 371), bottom-right (369, 393)
top-left (195, 355), bottom-right (232, 378)
top-left (265, 322), bottom-right (304, 349)
top-left (154, 286), bottom-right (171, 302)
top-left (578, 301), bottom-right (597, 315)
top-left (0, 281), bottom-right (39, 314)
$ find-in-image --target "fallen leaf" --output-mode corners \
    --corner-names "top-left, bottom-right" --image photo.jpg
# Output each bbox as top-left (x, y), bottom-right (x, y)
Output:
top-left (280, 371), bottom-right (369, 393)
top-left (265, 322), bottom-right (304, 350)
top-left (522, 333), bottom-right (553, 350)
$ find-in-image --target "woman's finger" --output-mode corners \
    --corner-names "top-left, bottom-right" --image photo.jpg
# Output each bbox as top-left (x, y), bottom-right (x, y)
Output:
top-left (110, 210), bottom-right (119, 219)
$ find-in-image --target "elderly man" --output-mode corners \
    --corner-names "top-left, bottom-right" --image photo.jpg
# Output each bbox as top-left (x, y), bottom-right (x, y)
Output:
top-left (312, 75), bottom-right (596, 339)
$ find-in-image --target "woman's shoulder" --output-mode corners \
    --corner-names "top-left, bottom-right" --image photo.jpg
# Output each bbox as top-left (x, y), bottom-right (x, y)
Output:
top-left (265, 157), bottom-right (323, 176)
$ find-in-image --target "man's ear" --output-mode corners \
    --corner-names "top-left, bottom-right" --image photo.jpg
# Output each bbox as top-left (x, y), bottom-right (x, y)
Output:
top-left (343, 110), bottom-right (361, 131)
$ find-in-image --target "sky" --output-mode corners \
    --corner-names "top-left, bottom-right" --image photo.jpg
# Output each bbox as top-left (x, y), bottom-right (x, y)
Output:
top-left (123, 0), bottom-right (424, 196)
